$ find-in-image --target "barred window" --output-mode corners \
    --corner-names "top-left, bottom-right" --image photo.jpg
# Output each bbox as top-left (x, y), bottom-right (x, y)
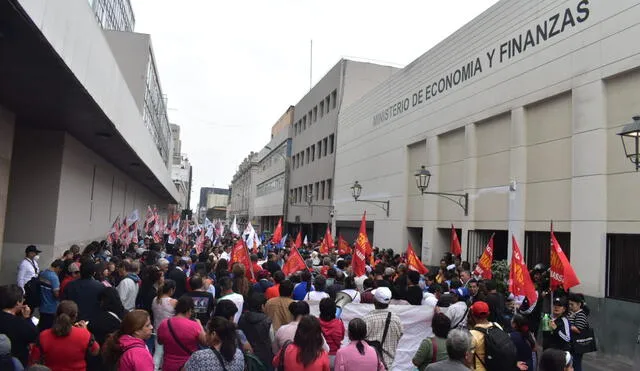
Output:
top-left (607, 234), bottom-right (640, 303)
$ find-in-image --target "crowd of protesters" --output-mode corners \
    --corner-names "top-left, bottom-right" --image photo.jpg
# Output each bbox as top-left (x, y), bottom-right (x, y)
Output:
top-left (0, 233), bottom-right (591, 371)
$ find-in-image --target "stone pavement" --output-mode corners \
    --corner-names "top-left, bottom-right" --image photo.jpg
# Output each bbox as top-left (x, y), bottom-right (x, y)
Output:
top-left (583, 353), bottom-right (636, 371)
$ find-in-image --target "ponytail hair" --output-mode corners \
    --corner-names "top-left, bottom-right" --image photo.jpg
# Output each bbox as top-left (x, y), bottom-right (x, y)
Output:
top-left (208, 317), bottom-right (238, 362)
top-left (348, 318), bottom-right (367, 356)
top-left (156, 279), bottom-right (176, 304)
top-left (52, 300), bottom-right (78, 337)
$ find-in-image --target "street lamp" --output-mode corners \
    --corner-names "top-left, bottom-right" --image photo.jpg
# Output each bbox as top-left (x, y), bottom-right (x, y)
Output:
top-left (415, 165), bottom-right (469, 216)
top-left (350, 181), bottom-right (390, 217)
top-left (617, 116), bottom-right (640, 171)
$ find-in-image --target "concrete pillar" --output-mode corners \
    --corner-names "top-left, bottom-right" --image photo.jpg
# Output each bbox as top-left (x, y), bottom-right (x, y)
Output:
top-left (463, 123), bottom-right (477, 259)
top-left (1, 126), bottom-right (65, 284)
top-left (508, 107), bottom-right (527, 262)
top-left (0, 106), bottom-right (16, 277)
top-left (422, 135), bottom-right (441, 265)
top-left (571, 81), bottom-right (608, 298)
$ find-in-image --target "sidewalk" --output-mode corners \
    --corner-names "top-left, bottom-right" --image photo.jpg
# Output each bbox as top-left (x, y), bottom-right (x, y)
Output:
top-left (583, 353), bottom-right (635, 371)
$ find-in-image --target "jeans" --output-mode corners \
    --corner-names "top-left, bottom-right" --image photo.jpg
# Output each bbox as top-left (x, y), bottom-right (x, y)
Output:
top-left (572, 353), bottom-right (583, 371)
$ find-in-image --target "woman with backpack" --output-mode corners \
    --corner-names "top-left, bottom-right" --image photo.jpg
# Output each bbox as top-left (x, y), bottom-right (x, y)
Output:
top-left (102, 309), bottom-right (154, 371)
top-left (183, 317), bottom-right (245, 371)
top-left (568, 293), bottom-right (591, 371)
top-left (30, 300), bottom-right (100, 371)
top-left (412, 313), bottom-right (451, 370)
top-left (335, 318), bottom-right (385, 371)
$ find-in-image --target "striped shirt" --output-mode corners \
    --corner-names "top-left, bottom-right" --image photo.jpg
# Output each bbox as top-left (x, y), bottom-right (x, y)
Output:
top-left (569, 309), bottom-right (589, 331)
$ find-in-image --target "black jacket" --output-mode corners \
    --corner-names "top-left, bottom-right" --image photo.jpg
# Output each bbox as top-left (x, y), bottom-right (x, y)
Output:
top-left (238, 311), bottom-right (274, 371)
top-left (167, 268), bottom-right (187, 299)
top-left (89, 310), bottom-right (122, 345)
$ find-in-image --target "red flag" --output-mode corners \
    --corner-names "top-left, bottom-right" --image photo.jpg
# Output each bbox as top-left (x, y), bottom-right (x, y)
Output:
top-left (320, 225), bottom-right (334, 255)
top-left (195, 229), bottom-right (205, 254)
top-left (106, 216), bottom-right (121, 244)
top-left (282, 246), bottom-right (308, 276)
top-left (406, 242), bottom-right (429, 274)
top-left (294, 231), bottom-right (302, 249)
top-left (352, 211), bottom-right (369, 277)
top-left (451, 225), bottom-right (462, 256)
top-left (550, 227), bottom-right (580, 290)
top-left (509, 236), bottom-right (538, 305)
top-left (473, 234), bottom-right (494, 280)
top-left (337, 234), bottom-right (352, 255)
top-left (230, 239), bottom-right (254, 281)
top-left (271, 218), bottom-right (283, 244)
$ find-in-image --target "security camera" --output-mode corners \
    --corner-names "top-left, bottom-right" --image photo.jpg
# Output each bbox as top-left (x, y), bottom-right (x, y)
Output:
top-left (329, 209), bottom-right (335, 218)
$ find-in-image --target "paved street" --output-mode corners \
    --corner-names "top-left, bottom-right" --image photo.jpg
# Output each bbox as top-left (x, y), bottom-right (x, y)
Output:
top-left (583, 353), bottom-right (635, 371)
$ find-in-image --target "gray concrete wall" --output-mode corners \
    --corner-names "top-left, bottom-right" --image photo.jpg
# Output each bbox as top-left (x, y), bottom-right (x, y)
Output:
top-left (102, 30), bottom-right (151, 114)
top-left (0, 105), bottom-right (16, 275)
top-left (2, 126), bottom-right (64, 284)
top-left (586, 295), bottom-right (640, 363)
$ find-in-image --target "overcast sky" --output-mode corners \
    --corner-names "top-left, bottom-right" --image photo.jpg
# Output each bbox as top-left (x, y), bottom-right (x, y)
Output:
top-left (131, 0), bottom-right (499, 209)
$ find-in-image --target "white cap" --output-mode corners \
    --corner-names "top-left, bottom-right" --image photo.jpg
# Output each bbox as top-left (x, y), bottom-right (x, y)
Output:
top-left (373, 287), bottom-right (392, 304)
top-left (446, 264), bottom-right (457, 271)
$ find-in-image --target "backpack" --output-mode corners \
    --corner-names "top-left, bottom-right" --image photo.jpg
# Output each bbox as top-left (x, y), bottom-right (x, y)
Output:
top-left (24, 276), bottom-right (41, 308)
top-left (244, 352), bottom-right (268, 371)
top-left (473, 324), bottom-right (517, 371)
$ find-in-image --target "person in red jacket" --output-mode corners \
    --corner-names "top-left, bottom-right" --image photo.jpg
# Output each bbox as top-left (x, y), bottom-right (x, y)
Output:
top-left (318, 297), bottom-right (345, 367)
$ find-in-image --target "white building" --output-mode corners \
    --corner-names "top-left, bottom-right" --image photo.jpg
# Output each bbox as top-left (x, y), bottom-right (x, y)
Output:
top-left (0, 0), bottom-right (178, 282)
top-left (334, 0), bottom-right (640, 361)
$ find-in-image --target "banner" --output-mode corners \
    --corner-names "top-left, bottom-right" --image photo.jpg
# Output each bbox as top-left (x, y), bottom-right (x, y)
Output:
top-left (320, 225), bottom-right (334, 255)
top-left (271, 217), bottom-right (283, 244)
top-left (338, 234), bottom-right (352, 255)
top-left (473, 234), bottom-right (494, 279)
top-left (230, 239), bottom-right (253, 280)
top-left (406, 242), bottom-right (428, 274)
top-left (550, 227), bottom-right (580, 290)
top-left (283, 245), bottom-right (307, 276)
top-left (231, 216), bottom-right (240, 235)
top-left (352, 211), bottom-right (369, 277)
top-left (294, 231), bottom-right (302, 249)
top-left (509, 236), bottom-right (538, 305)
top-left (451, 224), bottom-right (462, 256)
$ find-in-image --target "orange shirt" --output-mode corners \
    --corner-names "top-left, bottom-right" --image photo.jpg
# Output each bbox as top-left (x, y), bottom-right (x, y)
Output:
top-left (265, 283), bottom-right (280, 300)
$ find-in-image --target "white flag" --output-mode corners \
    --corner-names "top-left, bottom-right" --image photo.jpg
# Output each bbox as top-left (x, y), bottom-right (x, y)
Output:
top-left (231, 216), bottom-right (240, 235)
top-left (243, 222), bottom-right (256, 250)
top-left (303, 235), bottom-right (308, 245)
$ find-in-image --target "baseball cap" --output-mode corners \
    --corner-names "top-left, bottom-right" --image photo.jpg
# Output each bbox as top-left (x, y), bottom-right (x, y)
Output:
top-left (471, 301), bottom-right (490, 318)
top-left (25, 245), bottom-right (42, 254)
top-left (0, 334), bottom-right (10, 356)
top-left (553, 296), bottom-right (568, 307)
top-left (68, 262), bottom-right (80, 273)
top-left (373, 287), bottom-right (392, 304)
top-left (384, 267), bottom-right (395, 276)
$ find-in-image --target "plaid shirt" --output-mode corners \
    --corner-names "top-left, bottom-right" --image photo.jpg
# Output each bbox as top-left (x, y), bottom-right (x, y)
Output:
top-left (363, 309), bottom-right (403, 368)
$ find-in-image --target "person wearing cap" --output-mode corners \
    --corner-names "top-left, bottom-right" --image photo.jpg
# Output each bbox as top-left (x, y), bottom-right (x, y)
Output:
top-left (17, 245), bottom-right (41, 291)
top-left (60, 262), bottom-right (81, 296)
top-left (543, 296), bottom-right (571, 352)
top-left (446, 287), bottom-right (469, 330)
top-left (469, 301), bottom-right (498, 371)
top-left (362, 286), bottom-right (403, 369)
top-left (0, 333), bottom-right (24, 371)
top-left (38, 259), bottom-right (65, 331)
top-left (252, 269), bottom-right (274, 294)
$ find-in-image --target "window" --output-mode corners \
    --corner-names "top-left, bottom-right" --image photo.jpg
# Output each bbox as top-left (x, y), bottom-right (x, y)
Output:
top-left (303, 116), bottom-right (306, 130)
top-left (315, 182), bottom-right (320, 200)
top-left (302, 118), bottom-right (306, 131)
top-left (326, 179), bottom-right (332, 199)
top-left (524, 231), bottom-right (571, 270)
top-left (325, 96), bottom-right (330, 114)
top-left (607, 234), bottom-right (640, 302)
top-left (321, 181), bottom-right (326, 200)
top-left (320, 101), bottom-right (325, 118)
top-left (293, 123), bottom-right (297, 136)
top-left (308, 111), bottom-right (312, 126)
top-left (305, 148), bottom-right (310, 164)
top-left (291, 189), bottom-right (295, 204)
top-left (317, 141), bottom-right (322, 159)
top-left (329, 134), bottom-right (335, 154)
top-left (323, 138), bottom-right (328, 156)
top-left (309, 184), bottom-right (313, 201)
top-left (301, 151), bottom-right (305, 166)
top-left (332, 90), bottom-right (337, 109)
top-left (311, 145), bottom-right (315, 162)
top-left (303, 185), bottom-right (308, 202)
top-left (313, 106), bottom-right (318, 122)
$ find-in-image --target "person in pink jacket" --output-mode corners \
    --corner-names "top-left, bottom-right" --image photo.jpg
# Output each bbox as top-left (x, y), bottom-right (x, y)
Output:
top-left (103, 309), bottom-right (155, 371)
top-left (335, 318), bottom-right (386, 371)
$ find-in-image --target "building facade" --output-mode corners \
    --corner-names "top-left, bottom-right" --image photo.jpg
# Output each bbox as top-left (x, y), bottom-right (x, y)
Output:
top-left (254, 106), bottom-right (294, 234)
top-left (197, 187), bottom-right (229, 222)
top-left (287, 59), bottom-right (398, 241)
top-left (334, 0), bottom-right (640, 361)
top-left (228, 153), bottom-right (258, 229)
top-left (0, 0), bottom-right (179, 283)
top-left (169, 124), bottom-right (192, 210)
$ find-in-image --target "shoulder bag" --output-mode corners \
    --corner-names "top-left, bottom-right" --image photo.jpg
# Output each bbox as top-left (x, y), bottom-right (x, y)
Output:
top-left (366, 312), bottom-right (392, 368)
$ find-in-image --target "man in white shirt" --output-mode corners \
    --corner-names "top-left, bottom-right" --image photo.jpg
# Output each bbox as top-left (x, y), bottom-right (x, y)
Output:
top-left (446, 289), bottom-right (469, 329)
top-left (217, 276), bottom-right (243, 323)
top-left (17, 245), bottom-right (41, 290)
top-left (220, 245), bottom-right (231, 261)
top-left (422, 283), bottom-right (442, 338)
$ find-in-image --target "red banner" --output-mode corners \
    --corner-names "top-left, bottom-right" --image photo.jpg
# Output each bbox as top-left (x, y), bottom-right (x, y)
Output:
top-left (294, 231), bottom-right (302, 249)
top-left (550, 228), bottom-right (580, 290)
top-left (473, 234), bottom-right (494, 279)
top-left (338, 234), bottom-right (352, 255)
top-left (509, 236), bottom-right (538, 305)
top-left (352, 211), bottom-right (369, 277)
top-left (271, 217), bottom-right (283, 244)
top-left (319, 225), bottom-right (333, 255)
top-left (406, 242), bottom-right (428, 274)
top-left (230, 239), bottom-right (254, 281)
top-left (451, 224), bottom-right (462, 256)
top-left (283, 246), bottom-right (307, 276)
